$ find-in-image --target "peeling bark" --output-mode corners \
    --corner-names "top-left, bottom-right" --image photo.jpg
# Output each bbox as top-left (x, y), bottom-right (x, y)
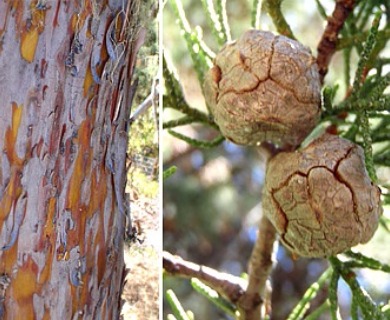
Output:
top-left (0, 1), bottom-right (144, 319)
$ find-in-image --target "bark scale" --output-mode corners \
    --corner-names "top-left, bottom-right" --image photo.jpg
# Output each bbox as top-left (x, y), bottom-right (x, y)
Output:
top-left (0, 1), bottom-right (145, 319)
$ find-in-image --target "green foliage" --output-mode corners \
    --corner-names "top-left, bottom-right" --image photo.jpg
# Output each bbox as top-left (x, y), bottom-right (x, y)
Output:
top-left (128, 1), bottom-right (158, 197)
top-left (167, 0), bottom-right (390, 206)
top-left (286, 268), bottom-right (332, 320)
top-left (329, 269), bottom-right (340, 320)
top-left (166, 289), bottom-right (193, 320)
top-left (127, 109), bottom-right (158, 198)
top-left (200, 0), bottom-right (226, 45)
top-left (167, 129), bottom-right (224, 148)
top-left (251, 0), bottom-right (262, 29)
top-left (263, 0), bottom-right (296, 39)
top-left (128, 169), bottom-right (158, 198)
top-left (321, 6), bottom-right (390, 190)
top-left (329, 255), bottom-right (387, 320)
top-left (169, 0), bottom-right (213, 84)
top-left (163, 166), bottom-right (177, 180)
top-left (129, 110), bottom-right (158, 157)
top-left (190, 278), bottom-right (237, 317)
top-left (164, 0), bottom-right (390, 319)
top-left (344, 12), bottom-right (382, 181)
top-left (133, 47), bottom-right (158, 107)
top-left (163, 54), bottom-right (222, 147)
top-left (133, 1), bottom-right (158, 105)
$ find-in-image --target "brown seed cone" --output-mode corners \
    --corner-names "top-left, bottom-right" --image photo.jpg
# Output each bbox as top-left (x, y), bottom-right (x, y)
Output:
top-left (204, 30), bottom-right (321, 147)
top-left (262, 133), bottom-right (382, 258)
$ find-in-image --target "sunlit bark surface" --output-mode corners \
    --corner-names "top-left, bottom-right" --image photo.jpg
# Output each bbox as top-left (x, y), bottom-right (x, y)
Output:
top-left (0, 1), bottom-right (144, 318)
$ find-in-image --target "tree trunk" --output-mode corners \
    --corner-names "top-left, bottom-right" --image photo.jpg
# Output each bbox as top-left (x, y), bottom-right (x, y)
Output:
top-left (0, 1), bottom-right (145, 318)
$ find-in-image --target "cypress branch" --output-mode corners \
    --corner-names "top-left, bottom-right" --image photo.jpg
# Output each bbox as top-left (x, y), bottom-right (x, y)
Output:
top-left (191, 278), bottom-right (237, 317)
top-left (263, 0), bottom-right (295, 39)
top-left (215, 0), bottom-right (231, 42)
top-left (167, 130), bottom-right (225, 148)
top-left (329, 269), bottom-right (340, 320)
top-left (287, 268), bottom-right (332, 320)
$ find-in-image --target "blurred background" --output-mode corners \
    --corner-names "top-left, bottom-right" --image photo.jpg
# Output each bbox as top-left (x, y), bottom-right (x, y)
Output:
top-left (163, 1), bottom-right (390, 319)
top-left (121, 5), bottom-right (160, 318)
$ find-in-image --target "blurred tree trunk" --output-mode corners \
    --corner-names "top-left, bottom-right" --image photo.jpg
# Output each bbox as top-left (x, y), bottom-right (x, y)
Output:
top-left (0, 1), bottom-right (146, 319)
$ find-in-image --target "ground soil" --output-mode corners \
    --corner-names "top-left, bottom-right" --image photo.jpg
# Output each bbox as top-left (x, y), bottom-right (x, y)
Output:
top-left (121, 195), bottom-right (160, 320)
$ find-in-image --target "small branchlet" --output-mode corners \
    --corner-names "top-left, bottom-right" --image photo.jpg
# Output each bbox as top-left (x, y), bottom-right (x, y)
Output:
top-left (167, 130), bottom-right (224, 148)
top-left (286, 268), bottom-right (332, 320)
top-left (163, 116), bottom-right (197, 129)
top-left (163, 55), bottom-right (221, 143)
top-left (263, 0), bottom-right (296, 39)
top-left (251, 0), bottom-right (262, 29)
top-left (191, 278), bottom-right (237, 317)
top-left (316, 0), bottom-right (356, 83)
top-left (163, 251), bottom-right (247, 306)
top-left (349, 12), bottom-right (382, 181)
top-left (329, 256), bottom-right (384, 319)
top-left (329, 270), bottom-right (340, 320)
top-left (350, 12), bottom-right (382, 98)
top-left (169, 0), bottom-right (213, 84)
top-left (166, 289), bottom-right (191, 320)
top-left (200, 0), bottom-right (226, 45)
top-left (163, 166), bottom-right (177, 180)
top-left (163, 57), bottom-right (216, 128)
top-left (215, 0), bottom-right (231, 42)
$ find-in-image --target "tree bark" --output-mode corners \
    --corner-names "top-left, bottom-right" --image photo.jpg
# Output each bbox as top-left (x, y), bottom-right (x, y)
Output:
top-left (0, 1), bottom-right (145, 319)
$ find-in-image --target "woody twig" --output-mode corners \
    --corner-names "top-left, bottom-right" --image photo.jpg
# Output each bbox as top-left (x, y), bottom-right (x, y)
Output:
top-left (317, 0), bottom-right (357, 83)
top-left (163, 251), bottom-right (246, 304)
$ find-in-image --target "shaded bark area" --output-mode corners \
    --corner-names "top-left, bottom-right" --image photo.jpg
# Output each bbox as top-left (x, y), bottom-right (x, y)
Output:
top-left (0, 1), bottom-right (144, 319)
